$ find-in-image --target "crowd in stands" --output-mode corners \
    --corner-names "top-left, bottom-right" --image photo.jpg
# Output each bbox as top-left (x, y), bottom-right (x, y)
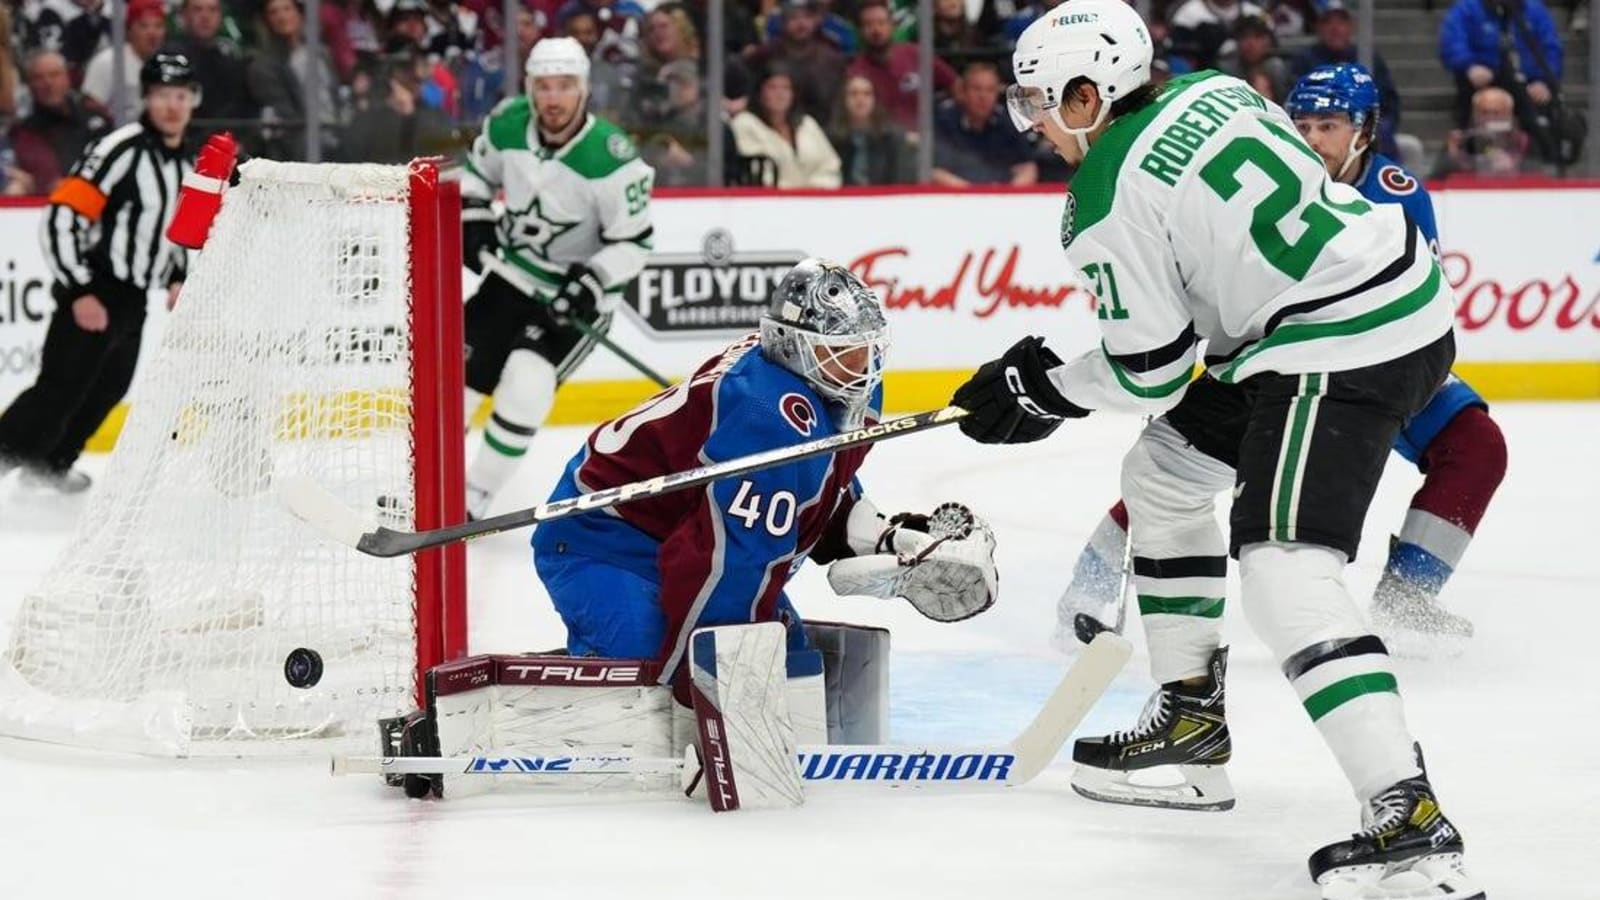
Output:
top-left (0, 0), bottom-right (1589, 195)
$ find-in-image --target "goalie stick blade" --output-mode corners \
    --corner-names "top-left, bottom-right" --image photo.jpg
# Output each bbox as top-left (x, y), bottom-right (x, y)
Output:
top-left (279, 475), bottom-right (373, 550)
top-left (1006, 631), bottom-right (1132, 785)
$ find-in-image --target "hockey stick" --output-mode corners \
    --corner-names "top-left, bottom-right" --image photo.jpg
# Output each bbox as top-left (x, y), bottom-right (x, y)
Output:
top-left (480, 251), bottom-right (672, 388)
top-left (334, 631), bottom-right (1132, 786)
top-left (282, 405), bottom-right (969, 557)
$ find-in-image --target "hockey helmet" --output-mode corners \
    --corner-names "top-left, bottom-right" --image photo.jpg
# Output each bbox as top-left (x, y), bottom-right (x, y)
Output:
top-left (759, 259), bottom-right (888, 423)
top-left (140, 51), bottom-right (198, 94)
top-left (1008, 0), bottom-right (1153, 141)
top-left (525, 36), bottom-right (591, 87)
top-left (1286, 64), bottom-right (1380, 128)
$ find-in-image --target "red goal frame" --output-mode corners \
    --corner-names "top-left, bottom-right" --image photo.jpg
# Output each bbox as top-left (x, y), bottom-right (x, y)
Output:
top-left (407, 160), bottom-right (468, 705)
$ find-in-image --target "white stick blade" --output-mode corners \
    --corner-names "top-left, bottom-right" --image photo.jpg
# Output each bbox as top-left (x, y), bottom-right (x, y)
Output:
top-left (278, 474), bottom-right (371, 549)
top-left (1007, 631), bottom-right (1132, 784)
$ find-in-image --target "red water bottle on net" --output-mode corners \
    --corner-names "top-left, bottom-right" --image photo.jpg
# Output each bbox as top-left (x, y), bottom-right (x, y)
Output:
top-left (167, 131), bottom-right (239, 250)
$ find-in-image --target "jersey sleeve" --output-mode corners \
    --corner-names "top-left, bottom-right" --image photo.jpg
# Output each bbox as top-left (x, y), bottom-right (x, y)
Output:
top-left (587, 152), bottom-right (655, 290)
top-left (654, 388), bottom-right (826, 664)
top-left (460, 102), bottom-right (511, 205)
top-left (42, 129), bottom-right (139, 297)
top-left (1403, 188), bottom-right (1440, 254)
top-left (1048, 217), bottom-right (1197, 415)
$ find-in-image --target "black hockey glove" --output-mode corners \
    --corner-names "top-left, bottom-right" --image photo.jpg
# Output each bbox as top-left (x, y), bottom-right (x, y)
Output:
top-left (550, 263), bottom-right (605, 325)
top-left (462, 203), bottom-right (498, 275)
top-left (951, 335), bottom-right (1089, 444)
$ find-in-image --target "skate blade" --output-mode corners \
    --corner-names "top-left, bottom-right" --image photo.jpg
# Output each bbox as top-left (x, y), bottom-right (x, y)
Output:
top-left (1070, 763), bottom-right (1235, 812)
top-left (1318, 853), bottom-right (1485, 900)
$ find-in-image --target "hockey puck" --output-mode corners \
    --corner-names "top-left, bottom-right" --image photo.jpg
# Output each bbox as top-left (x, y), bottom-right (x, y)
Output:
top-left (284, 647), bottom-right (324, 688)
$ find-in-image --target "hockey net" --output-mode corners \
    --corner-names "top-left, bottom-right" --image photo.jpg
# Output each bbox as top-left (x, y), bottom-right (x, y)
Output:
top-left (0, 159), bottom-right (467, 756)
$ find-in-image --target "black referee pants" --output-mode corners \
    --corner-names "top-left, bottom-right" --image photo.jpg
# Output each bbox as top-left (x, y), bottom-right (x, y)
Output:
top-left (0, 283), bottom-right (146, 473)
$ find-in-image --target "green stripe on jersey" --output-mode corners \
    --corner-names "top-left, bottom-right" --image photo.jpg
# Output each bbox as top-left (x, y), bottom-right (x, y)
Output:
top-left (1217, 261), bottom-right (1444, 383)
top-left (1138, 595), bottom-right (1225, 618)
top-left (1303, 672), bottom-right (1398, 721)
top-left (1105, 348), bottom-right (1195, 399)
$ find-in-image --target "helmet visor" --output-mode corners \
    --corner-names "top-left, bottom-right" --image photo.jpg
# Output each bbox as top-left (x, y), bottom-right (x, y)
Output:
top-left (1005, 84), bottom-right (1050, 132)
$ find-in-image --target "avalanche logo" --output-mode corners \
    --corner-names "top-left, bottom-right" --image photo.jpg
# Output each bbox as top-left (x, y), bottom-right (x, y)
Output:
top-left (1378, 165), bottom-right (1418, 196)
top-left (779, 393), bottom-right (817, 436)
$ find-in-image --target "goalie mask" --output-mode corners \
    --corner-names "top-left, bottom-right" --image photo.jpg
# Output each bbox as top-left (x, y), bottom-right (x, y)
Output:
top-left (759, 259), bottom-right (888, 428)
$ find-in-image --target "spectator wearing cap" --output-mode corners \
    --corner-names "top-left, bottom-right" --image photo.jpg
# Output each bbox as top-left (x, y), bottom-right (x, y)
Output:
top-left (745, 0), bottom-right (848, 125)
top-left (1439, 0), bottom-right (1563, 130)
top-left (9, 49), bottom-right (113, 195)
top-left (14, 0), bottom-right (111, 77)
top-left (1168, 0), bottom-right (1267, 70)
top-left (81, 0), bottom-right (168, 124)
top-left (384, 0), bottom-right (462, 118)
top-left (248, 0), bottom-right (340, 160)
top-left (1291, 0), bottom-right (1400, 157)
top-left (171, 0), bottom-right (258, 125)
top-left (555, 0), bottom-right (645, 45)
top-left (827, 73), bottom-right (917, 186)
top-left (847, 0), bottom-right (957, 134)
top-left (759, 0), bottom-right (858, 54)
top-left (1218, 14), bottom-right (1291, 102)
top-left (931, 60), bottom-right (1037, 187)
top-left (728, 65), bottom-right (842, 188)
top-left (634, 60), bottom-right (711, 186)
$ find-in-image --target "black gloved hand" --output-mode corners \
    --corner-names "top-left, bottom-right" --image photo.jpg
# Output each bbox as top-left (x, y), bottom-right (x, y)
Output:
top-left (951, 335), bottom-right (1089, 444)
top-left (551, 264), bottom-right (605, 325)
top-left (462, 205), bottom-right (498, 275)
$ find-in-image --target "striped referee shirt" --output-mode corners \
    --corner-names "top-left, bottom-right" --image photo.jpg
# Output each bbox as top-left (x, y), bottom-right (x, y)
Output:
top-left (42, 116), bottom-right (193, 301)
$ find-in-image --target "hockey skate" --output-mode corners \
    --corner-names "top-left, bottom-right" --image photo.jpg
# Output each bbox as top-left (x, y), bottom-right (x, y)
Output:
top-left (1070, 646), bottom-right (1233, 811)
top-left (1310, 756), bottom-right (1484, 900)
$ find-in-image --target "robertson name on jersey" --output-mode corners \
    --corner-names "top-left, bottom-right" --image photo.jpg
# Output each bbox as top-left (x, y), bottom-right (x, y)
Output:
top-left (1049, 71), bottom-right (1454, 414)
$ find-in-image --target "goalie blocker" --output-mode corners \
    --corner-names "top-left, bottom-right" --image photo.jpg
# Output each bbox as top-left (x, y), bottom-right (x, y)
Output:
top-left (378, 620), bottom-right (891, 800)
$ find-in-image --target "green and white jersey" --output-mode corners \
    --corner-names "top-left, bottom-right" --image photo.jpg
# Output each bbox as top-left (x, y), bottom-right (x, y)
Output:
top-left (462, 99), bottom-right (655, 299)
top-left (1047, 71), bottom-right (1453, 415)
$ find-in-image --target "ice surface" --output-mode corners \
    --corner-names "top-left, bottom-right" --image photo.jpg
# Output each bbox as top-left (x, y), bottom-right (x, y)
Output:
top-left (1, 405), bottom-right (1593, 899)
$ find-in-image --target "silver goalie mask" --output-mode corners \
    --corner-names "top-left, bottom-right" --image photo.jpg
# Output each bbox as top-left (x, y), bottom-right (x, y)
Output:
top-left (758, 258), bottom-right (889, 428)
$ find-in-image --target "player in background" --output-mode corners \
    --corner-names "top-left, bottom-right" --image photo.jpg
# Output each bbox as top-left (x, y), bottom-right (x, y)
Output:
top-left (458, 36), bottom-right (655, 520)
top-left (1054, 63), bottom-right (1507, 648)
top-left (0, 53), bottom-right (195, 495)
top-left (533, 260), bottom-right (997, 707)
top-left (950, 5), bottom-right (1480, 897)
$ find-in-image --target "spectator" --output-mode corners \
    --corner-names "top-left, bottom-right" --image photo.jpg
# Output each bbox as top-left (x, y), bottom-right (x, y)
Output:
top-left (171, 0), bottom-right (257, 125)
top-left (1439, 0), bottom-right (1563, 130)
top-left (827, 73), bottom-right (917, 186)
top-left (385, 0), bottom-right (462, 118)
top-left (1, 140), bottom-right (36, 197)
top-left (932, 0), bottom-right (989, 58)
top-left (560, 8), bottom-right (603, 52)
top-left (81, 0), bottom-right (168, 123)
top-left (622, 6), bottom-right (701, 129)
top-left (745, 0), bottom-right (847, 125)
top-left (8, 49), bottom-right (112, 195)
top-left (1218, 14), bottom-right (1291, 102)
top-left (0, 5), bottom-right (16, 120)
top-left (728, 66), bottom-right (842, 188)
top-left (931, 61), bottom-right (1036, 187)
top-left (1434, 85), bottom-right (1539, 177)
top-left (248, 0), bottom-right (340, 160)
top-left (634, 60), bottom-right (711, 186)
top-left (459, 6), bottom-right (546, 121)
top-left (555, 0), bottom-right (645, 44)
top-left (341, 60), bottom-right (453, 162)
top-left (759, 0), bottom-right (858, 53)
top-left (847, 0), bottom-right (958, 134)
top-left (1001, 0), bottom-right (1066, 48)
top-left (1291, 1), bottom-right (1401, 157)
top-left (1168, 0), bottom-right (1267, 70)
top-left (14, 0), bottom-right (108, 76)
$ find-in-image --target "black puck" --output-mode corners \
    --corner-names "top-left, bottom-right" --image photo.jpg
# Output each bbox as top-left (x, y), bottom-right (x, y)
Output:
top-left (284, 647), bottom-right (324, 688)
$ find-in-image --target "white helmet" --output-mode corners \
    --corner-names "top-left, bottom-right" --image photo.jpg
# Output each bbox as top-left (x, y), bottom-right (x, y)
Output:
top-left (1008, 0), bottom-right (1153, 147)
top-left (525, 36), bottom-right (590, 87)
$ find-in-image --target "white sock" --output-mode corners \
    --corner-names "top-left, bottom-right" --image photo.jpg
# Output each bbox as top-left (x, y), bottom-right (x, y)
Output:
top-left (466, 411), bottom-right (535, 517)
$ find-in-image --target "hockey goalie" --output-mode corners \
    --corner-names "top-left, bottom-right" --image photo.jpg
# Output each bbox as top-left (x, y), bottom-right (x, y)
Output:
top-left (379, 259), bottom-right (1000, 805)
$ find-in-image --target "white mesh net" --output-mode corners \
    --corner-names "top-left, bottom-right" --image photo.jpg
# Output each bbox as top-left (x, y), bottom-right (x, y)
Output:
top-left (0, 160), bottom-right (438, 756)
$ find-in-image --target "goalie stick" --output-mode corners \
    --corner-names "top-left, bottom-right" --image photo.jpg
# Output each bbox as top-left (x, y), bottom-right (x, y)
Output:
top-left (333, 631), bottom-right (1132, 787)
top-left (281, 406), bottom-right (969, 557)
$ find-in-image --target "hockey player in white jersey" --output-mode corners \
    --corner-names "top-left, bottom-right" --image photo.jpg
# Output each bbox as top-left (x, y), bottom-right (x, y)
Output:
top-left (949, 3), bottom-right (1481, 898)
top-left (459, 36), bottom-right (655, 519)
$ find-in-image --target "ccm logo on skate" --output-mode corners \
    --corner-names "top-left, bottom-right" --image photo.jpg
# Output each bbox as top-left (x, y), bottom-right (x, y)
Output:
top-left (467, 756), bottom-right (575, 772)
top-left (501, 663), bottom-right (644, 684)
top-left (798, 752), bottom-right (1015, 782)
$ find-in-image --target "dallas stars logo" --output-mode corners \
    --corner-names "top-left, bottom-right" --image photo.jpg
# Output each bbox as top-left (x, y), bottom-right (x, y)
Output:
top-left (506, 195), bottom-right (580, 259)
top-left (1059, 191), bottom-right (1078, 249)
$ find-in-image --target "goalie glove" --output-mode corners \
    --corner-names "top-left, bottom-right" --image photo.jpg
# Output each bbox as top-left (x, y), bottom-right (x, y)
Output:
top-left (827, 502), bottom-right (998, 623)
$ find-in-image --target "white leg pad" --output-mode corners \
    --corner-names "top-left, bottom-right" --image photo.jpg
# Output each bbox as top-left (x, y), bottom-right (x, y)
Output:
top-left (689, 623), bottom-right (804, 811)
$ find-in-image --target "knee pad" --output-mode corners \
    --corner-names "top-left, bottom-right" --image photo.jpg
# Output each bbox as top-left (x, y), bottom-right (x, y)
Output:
top-left (1121, 419), bottom-right (1234, 554)
top-left (1239, 542), bottom-right (1365, 662)
top-left (492, 350), bottom-right (557, 429)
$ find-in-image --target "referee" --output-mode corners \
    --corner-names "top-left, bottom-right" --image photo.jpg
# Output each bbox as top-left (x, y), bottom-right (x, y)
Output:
top-left (0, 52), bottom-right (197, 494)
